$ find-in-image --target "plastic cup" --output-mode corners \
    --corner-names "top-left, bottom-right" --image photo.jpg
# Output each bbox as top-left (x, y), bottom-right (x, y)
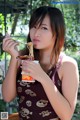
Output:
top-left (21, 60), bottom-right (39, 82)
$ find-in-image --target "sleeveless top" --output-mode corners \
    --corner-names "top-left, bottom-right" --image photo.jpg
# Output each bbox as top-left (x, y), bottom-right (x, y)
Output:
top-left (16, 53), bottom-right (64, 120)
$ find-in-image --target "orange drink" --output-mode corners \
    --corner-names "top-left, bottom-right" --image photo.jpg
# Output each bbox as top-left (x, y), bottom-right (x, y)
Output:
top-left (21, 60), bottom-right (39, 82)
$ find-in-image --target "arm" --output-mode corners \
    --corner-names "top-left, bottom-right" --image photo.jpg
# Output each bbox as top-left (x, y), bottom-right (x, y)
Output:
top-left (40, 57), bottom-right (79, 120)
top-left (2, 57), bottom-right (19, 102)
top-left (2, 34), bottom-right (20, 102)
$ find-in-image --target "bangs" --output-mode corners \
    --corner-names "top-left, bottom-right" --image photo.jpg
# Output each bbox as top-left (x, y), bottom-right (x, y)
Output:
top-left (29, 8), bottom-right (48, 28)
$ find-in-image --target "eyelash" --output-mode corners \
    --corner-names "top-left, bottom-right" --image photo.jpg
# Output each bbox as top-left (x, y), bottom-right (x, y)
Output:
top-left (42, 27), bottom-right (48, 30)
top-left (33, 26), bottom-right (48, 30)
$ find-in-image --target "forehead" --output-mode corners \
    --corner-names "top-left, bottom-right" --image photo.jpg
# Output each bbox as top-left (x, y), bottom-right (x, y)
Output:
top-left (30, 13), bottom-right (51, 28)
top-left (41, 15), bottom-right (50, 25)
top-left (35, 15), bottom-right (50, 27)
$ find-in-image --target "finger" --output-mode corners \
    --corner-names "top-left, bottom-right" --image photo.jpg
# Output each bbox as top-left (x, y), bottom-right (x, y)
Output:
top-left (3, 37), bottom-right (10, 44)
top-left (23, 61), bottom-right (36, 66)
top-left (2, 38), bottom-right (9, 51)
top-left (3, 39), bottom-right (11, 50)
top-left (3, 39), bottom-right (18, 50)
top-left (5, 42), bottom-right (19, 51)
top-left (3, 39), bottom-right (13, 47)
top-left (2, 37), bottom-right (12, 49)
top-left (7, 41), bottom-right (19, 48)
top-left (2, 33), bottom-right (14, 45)
top-left (21, 65), bottom-right (31, 73)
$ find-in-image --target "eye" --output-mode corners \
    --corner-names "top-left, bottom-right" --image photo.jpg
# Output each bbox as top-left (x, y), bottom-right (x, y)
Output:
top-left (31, 26), bottom-right (36, 29)
top-left (33, 26), bottom-right (36, 28)
top-left (42, 27), bottom-right (48, 30)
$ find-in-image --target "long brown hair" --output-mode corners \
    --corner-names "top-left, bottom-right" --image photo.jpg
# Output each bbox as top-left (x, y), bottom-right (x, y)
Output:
top-left (21, 6), bottom-right (65, 65)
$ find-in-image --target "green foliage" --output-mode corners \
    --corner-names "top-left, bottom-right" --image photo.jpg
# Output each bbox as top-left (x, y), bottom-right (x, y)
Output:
top-left (52, 3), bottom-right (80, 51)
top-left (74, 56), bottom-right (80, 76)
top-left (0, 14), bottom-right (4, 33)
top-left (72, 102), bottom-right (80, 120)
top-left (0, 100), bottom-right (6, 112)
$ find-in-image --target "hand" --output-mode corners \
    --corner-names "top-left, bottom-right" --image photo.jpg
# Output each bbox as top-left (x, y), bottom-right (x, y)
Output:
top-left (2, 34), bottom-right (19, 58)
top-left (21, 60), bottom-right (46, 83)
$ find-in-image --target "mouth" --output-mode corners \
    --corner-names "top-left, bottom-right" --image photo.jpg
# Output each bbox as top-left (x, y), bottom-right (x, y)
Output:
top-left (32, 39), bottom-right (40, 44)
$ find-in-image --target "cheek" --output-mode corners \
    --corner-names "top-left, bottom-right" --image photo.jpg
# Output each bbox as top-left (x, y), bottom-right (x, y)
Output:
top-left (45, 35), bottom-right (55, 47)
top-left (29, 31), bottom-right (34, 40)
top-left (45, 33), bottom-right (53, 42)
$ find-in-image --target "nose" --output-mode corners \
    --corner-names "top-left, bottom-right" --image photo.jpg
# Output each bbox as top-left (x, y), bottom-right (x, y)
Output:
top-left (34, 29), bottom-right (40, 37)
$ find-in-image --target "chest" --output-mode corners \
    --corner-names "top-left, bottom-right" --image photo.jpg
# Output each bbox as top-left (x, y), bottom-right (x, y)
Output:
top-left (16, 66), bottom-right (62, 98)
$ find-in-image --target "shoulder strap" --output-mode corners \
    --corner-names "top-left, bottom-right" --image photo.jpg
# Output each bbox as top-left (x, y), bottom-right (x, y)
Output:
top-left (52, 52), bottom-right (65, 81)
top-left (56, 52), bottom-right (65, 70)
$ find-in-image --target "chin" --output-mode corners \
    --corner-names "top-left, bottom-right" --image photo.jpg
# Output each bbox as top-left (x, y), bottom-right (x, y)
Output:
top-left (33, 44), bottom-right (40, 49)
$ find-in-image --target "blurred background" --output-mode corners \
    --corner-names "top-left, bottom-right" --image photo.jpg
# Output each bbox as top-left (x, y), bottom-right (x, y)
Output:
top-left (0, 0), bottom-right (80, 120)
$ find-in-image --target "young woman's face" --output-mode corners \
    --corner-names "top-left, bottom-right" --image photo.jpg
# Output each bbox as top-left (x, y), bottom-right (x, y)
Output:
top-left (30, 15), bottom-right (56, 51)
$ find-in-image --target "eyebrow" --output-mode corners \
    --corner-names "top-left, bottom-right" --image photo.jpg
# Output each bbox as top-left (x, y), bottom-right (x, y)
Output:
top-left (41, 23), bottom-right (48, 26)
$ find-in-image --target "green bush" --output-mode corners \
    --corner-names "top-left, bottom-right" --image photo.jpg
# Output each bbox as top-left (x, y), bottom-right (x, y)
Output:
top-left (72, 102), bottom-right (80, 120)
top-left (0, 100), bottom-right (6, 112)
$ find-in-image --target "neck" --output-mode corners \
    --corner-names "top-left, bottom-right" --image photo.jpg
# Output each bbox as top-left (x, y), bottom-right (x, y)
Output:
top-left (39, 50), bottom-right (52, 72)
top-left (39, 48), bottom-right (55, 72)
top-left (39, 49), bottom-right (52, 63)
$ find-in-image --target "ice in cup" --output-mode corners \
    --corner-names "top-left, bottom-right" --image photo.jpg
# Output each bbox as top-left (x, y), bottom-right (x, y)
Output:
top-left (21, 60), bottom-right (39, 82)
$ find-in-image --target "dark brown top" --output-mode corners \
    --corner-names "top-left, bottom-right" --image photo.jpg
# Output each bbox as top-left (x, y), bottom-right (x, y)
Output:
top-left (16, 53), bottom-right (64, 120)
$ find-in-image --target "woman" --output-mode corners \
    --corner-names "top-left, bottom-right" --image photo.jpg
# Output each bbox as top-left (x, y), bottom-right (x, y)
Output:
top-left (2, 6), bottom-right (79, 120)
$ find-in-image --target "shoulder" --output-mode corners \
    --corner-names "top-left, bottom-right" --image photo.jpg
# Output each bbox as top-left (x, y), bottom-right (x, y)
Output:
top-left (62, 54), bottom-right (78, 68)
top-left (58, 52), bottom-right (77, 68)
top-left (59, 53), bottom-right (79, 81)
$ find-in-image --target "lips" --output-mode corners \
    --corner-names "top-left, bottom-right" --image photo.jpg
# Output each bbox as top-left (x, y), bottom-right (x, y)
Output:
top-left (33, 39), bottom-right (40, 44)
top-left (33, 38), bottom-right (40, 41)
